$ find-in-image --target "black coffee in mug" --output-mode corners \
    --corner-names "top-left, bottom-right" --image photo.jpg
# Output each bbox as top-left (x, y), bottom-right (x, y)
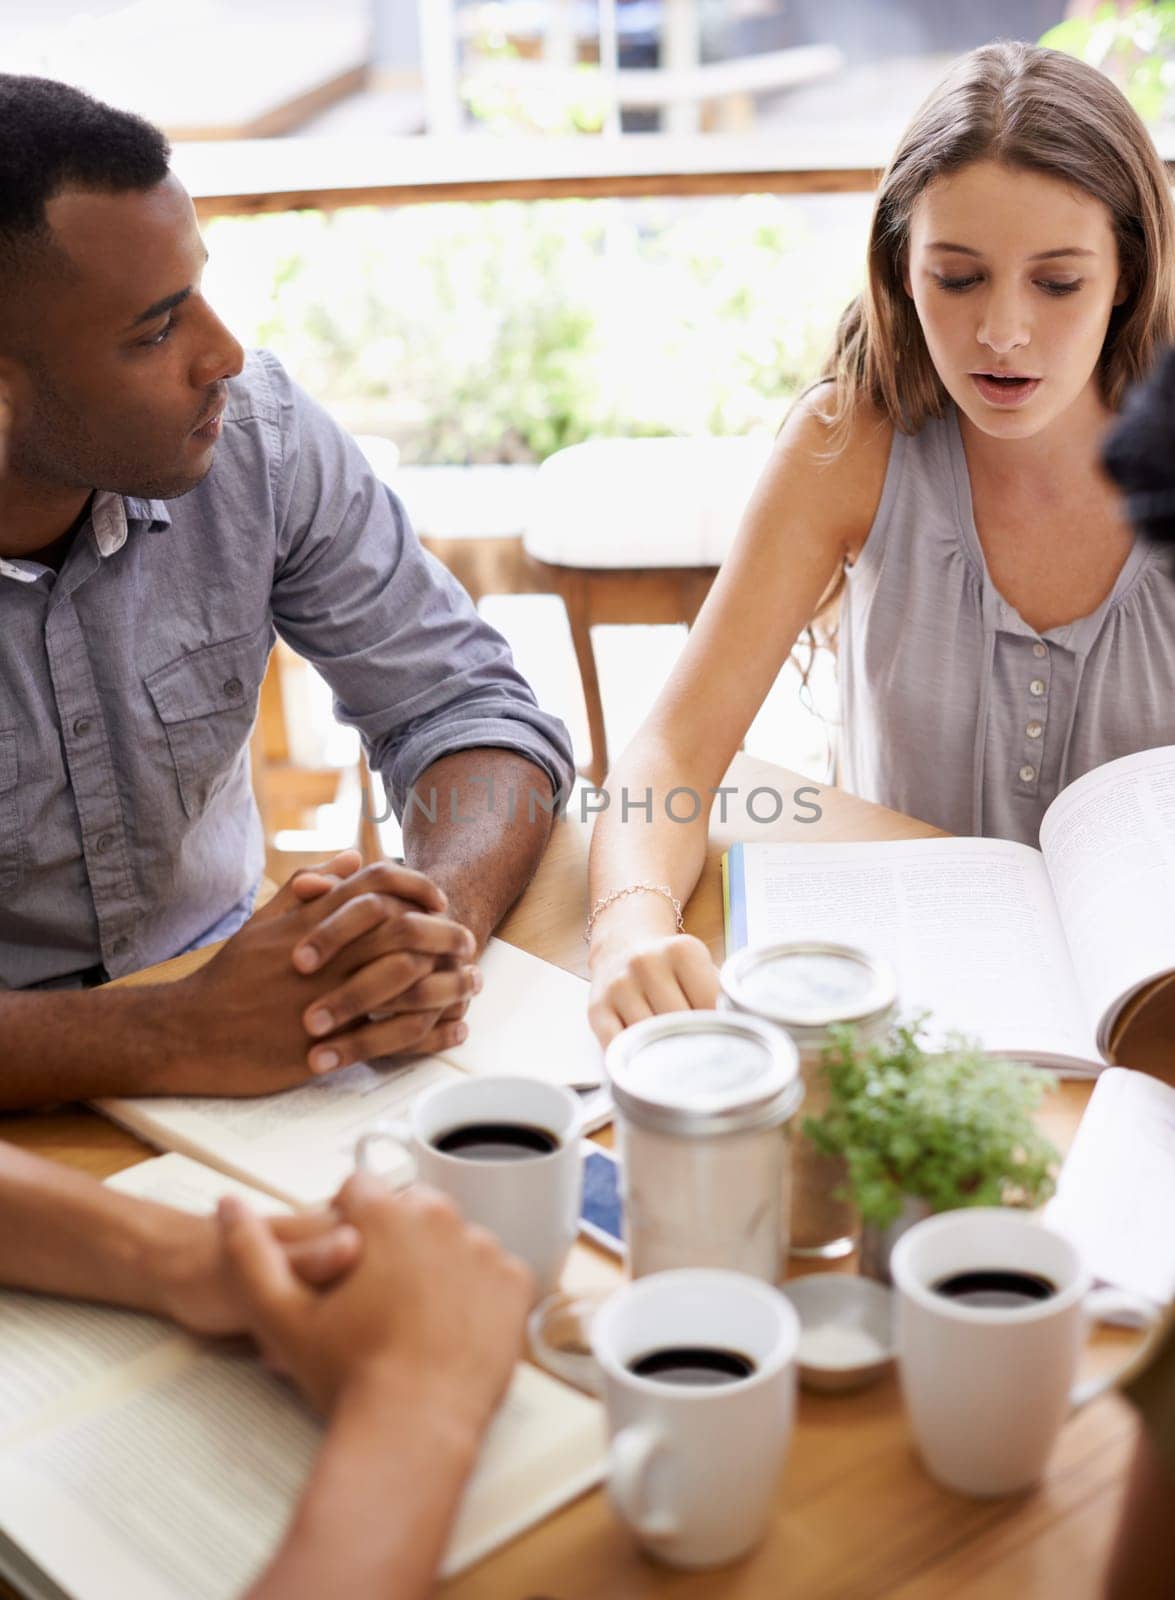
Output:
top-left (627, 1346), bottom-right (757, 1387)
top-left (932, 1268), bottom-right (1057, 1310)
top-left (432, 1121), bottom-right (560, 1162)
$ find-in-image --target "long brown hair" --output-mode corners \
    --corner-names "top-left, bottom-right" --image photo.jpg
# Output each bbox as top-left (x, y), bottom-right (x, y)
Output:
top-left (799, 39), bottom-right (1175, 676)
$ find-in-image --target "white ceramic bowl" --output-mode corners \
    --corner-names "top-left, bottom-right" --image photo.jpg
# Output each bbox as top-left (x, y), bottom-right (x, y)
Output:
top-left (780, 1274), bottom-right (896, 1393)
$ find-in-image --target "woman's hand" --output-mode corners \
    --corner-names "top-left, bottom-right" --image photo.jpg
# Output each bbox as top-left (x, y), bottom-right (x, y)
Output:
top-left (587, 931), bottom-right (721, 1048)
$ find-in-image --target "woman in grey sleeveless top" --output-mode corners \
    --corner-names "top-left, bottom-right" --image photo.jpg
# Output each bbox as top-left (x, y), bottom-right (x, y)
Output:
top-left (839, 403), bottom-right (1175, 842)
top-left (586, 40), bottom-right (1175, 1047)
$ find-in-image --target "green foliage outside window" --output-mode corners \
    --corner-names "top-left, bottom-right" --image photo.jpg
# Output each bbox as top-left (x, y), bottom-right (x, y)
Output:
top-left (1040, 2), bottom-right (1175, 124)
top-left (203, 196), bottom-right (865, 464)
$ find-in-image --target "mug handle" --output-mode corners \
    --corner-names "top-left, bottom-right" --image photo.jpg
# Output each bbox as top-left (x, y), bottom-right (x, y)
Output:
top-left (609, 1425), bottom-right (680, 1541)
top-left (1070, 1285), bottom-right (1162, 1412)
top-left (355, 1121), bottom-right (416, 1185)
top-left (527, 1290), bottom-right (609, 1398)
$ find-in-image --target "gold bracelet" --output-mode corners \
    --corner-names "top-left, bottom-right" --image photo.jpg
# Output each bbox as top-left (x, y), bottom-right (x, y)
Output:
top-left (584, 883), bottom-right (685, 943)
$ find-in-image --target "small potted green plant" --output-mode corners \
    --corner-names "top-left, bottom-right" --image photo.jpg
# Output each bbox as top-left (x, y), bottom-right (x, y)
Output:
top-left (804, 1018), bottom-right (1061, 1282)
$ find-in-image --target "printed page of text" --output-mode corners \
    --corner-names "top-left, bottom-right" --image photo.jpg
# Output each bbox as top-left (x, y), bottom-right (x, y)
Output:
top-left (0, 1347), bottom-right (604, 1598)
top-left (1040, 745), bottom-right (1175, 1051)
top-left (98, 1055), bottom-right (462, 1207)
top-left (739, 838), bottom-right (1097, 1066)
top-left (106, 1153), bottom-right (291, 1216)
top-left (0, 1292), bottom-right (180, 1442)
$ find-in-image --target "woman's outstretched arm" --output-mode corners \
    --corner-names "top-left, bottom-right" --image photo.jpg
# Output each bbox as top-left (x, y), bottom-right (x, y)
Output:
top-left (587, 389), bottom-right (891, 1045)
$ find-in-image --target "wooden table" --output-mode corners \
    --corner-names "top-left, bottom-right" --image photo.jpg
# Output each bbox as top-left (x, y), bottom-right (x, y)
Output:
top-left (0, 755), bottom-right (1145, 1599)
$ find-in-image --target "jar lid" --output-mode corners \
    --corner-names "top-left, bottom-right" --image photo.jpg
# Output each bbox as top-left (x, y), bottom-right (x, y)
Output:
top-left (720, 941), bottom-right (897, 1036)
top-left (604, 1010), bottom-right (802, 1138)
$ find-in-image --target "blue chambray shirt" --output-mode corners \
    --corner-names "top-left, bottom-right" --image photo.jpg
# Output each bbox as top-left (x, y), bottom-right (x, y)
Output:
top-left (0, 352), bottom-right (575, 989)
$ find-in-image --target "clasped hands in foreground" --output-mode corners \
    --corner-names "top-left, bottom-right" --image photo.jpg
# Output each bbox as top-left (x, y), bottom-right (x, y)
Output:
top-left (165, 849), bottom-right (483, 1095)
top-left (212, 1173), bottom-right (532, 1419)
top-left (207, 1173), bottom-right (533, 1600)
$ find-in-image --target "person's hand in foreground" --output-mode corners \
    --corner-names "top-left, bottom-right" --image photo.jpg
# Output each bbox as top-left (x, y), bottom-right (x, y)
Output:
top-left (0, 1141), bottom-right (361, 1341)
top-left (221, 1174), bottom-right (533, 1600)
top-left (156, 1205), bottom-right (362, 1338)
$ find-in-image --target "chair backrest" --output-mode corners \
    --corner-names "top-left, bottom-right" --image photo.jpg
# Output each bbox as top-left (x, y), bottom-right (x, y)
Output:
top-left (524, 434), bottom-right (774, 570)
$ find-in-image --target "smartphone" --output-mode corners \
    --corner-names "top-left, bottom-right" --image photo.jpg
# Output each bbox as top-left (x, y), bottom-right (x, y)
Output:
top-left (579, 1142), bottom-right (624, 1257)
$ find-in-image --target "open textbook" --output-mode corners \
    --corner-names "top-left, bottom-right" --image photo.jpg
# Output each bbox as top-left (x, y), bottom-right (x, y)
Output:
top-left (0, 1155), bottom-right (608, 1600)
top-left (98, 939), bottom-right (608, 1207)
top-left (723, 744), bottom-right (1175, 1074)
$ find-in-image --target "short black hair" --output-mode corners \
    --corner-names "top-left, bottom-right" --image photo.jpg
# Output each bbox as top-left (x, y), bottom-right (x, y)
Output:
top-left (0, 74), bottom-right (170, 286)
top-left (1103, 347), bottom-right (1175, 549)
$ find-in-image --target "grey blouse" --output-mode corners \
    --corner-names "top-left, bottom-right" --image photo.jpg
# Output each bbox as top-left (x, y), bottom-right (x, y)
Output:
top-left (838, 406), bottom-right (1175, 846)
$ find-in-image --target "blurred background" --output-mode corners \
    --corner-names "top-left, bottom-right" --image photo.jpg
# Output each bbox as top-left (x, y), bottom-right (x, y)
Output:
top-left (8, 2), bottom-right (1172, 866)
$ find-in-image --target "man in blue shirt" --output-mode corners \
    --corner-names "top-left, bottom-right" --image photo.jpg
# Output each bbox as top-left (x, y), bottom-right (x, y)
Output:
top-left (0, 75), bottom-right (576, 1106)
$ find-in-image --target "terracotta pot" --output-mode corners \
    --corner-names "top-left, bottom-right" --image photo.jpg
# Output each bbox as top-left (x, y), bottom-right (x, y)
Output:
top-left (857, 1196), bottom-right (933, 1284)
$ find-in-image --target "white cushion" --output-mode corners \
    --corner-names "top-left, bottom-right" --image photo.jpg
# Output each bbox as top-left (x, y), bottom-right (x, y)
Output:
top-left (523, 434), bottom-right (774, 569)
top-left (387, 464), bottom-right (539, 539)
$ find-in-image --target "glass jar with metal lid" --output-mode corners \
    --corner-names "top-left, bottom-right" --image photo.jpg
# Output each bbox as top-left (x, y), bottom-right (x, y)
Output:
top-left (719, 942), bottom-right (898, 1260)
top-left (604, 1010), bottom-right (803, 1284)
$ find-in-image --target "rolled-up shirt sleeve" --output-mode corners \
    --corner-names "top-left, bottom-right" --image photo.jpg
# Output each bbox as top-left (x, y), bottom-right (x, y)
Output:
top-left (266, 356), bottom-right (575, 817)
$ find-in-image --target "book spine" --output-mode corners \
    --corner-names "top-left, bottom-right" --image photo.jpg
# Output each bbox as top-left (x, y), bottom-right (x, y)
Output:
top-left (722, 844), bottom-right (748, 956)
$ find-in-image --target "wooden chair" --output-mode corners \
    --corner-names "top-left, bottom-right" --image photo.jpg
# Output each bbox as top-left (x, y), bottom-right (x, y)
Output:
top-left (250, 641), bottom-right (382, 877)
top-left (407, 530), bottom-right (717, 788)
top-left (519, 435), bottom-right (774, 785)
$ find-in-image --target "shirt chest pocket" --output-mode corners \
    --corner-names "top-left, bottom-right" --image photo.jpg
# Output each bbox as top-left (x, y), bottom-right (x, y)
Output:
top-left (144, 628), bottom-right (271, 820)
top-left (0, 731), bottom-right (22, 893)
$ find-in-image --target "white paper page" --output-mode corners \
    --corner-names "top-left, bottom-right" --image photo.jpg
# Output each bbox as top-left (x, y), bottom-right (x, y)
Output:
top-left (442, 1361), bottom-right (606, 1574)
top-left (738, 838), bottom-right (1097, 1065)
top-left (0, 1348), bottom-right (604, 1599)
top-left (106, 1153), bottom-right (291, 1216)
top-left (1039, 746), bottom-right (1175, 1050)
top-left (0, 1292), bottom-right (176, 1439)
top-left (1045, 1068), bottom-right (1175, 1307)
top-left (98, 1055), bottom-right (462, 1208)
top-left (0, 1538), bottom-right (70, 1600)
top-left (444, 939), bottom-right (602, 1087)
top-left (0, 1349), bottom-right (317, 1600)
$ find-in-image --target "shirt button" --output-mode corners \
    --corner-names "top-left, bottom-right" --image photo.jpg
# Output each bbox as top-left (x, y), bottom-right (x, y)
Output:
top-left (73, 717), bottom-right (91, 737)
top-left (1026, 721), bottom-right (1043, 739)
top-left (1030, 679), bottom-right (1046, 697)
top-left (223, 677), bottom-right (243, 698)
top-left (112, 936), bottom-right (130, 956)
top-left (96, 832), bottom-right (114, 854)
top-left (1033, 643), bottom-right (1047, 658)
top-left (1020, 764), bottom-right (1036, 782)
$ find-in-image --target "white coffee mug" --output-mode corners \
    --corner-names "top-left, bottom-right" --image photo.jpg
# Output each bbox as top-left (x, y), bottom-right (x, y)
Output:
top-left (357, 1075), bottom-right (583, 1300)
top-left (530, 1269), bottom-right (799, 1568)
top-left (891, 1208), bottom-right (1152, 1497)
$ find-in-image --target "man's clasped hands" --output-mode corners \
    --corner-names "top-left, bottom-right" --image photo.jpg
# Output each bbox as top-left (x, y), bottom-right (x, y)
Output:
top-left (172, 848), bottom-right (483, 1093)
